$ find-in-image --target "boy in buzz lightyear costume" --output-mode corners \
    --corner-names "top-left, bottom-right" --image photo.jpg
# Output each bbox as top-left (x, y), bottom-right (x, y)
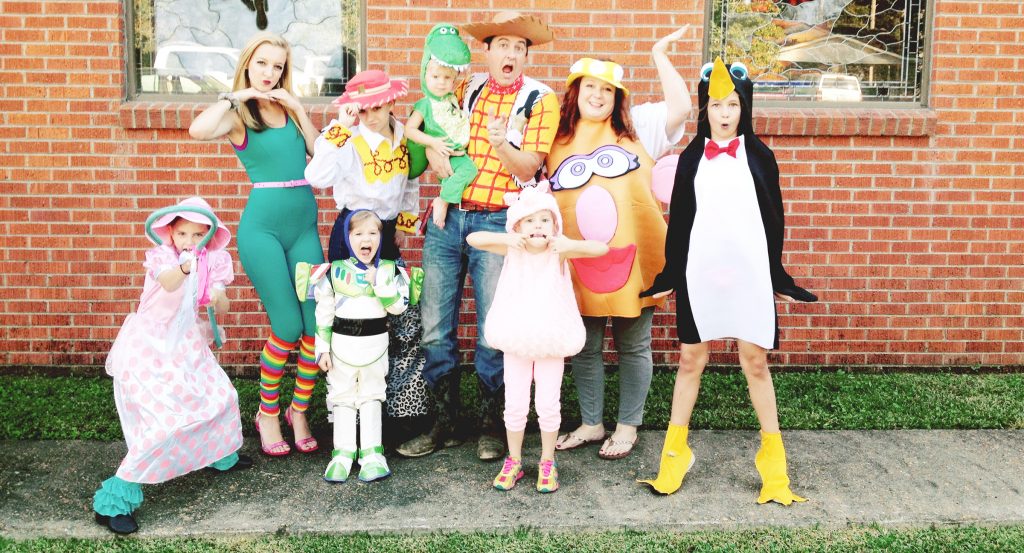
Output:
top-left (295, 210), bottom-right (423, 483)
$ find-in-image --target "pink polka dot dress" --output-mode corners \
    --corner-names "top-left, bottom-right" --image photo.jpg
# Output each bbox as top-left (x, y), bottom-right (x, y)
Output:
top-left (105, 245), bottom-right (242, 484)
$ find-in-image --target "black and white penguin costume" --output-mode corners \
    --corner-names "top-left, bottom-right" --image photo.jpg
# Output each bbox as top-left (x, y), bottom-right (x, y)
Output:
top-left (644, 59), bottom-right (816, 349)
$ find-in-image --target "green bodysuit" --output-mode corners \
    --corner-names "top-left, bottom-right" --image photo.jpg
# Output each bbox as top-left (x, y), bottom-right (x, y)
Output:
top-left (233, 116), bottom-right (324, 340)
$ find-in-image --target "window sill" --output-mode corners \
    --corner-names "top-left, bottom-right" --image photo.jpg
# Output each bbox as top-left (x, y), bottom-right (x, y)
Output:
top-left (752, 106), bottom-right (937, 137)
top-left (118, 100), bottom-right (336, 130)
top-left (119, 100), bottom-right (936, 138)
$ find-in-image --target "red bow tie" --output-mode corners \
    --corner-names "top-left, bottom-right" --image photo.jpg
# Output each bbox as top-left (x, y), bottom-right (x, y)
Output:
top-left (704, 138), bottom-right (740, 160)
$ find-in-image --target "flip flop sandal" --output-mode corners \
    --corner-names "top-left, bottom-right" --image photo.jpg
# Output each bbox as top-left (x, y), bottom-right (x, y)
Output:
top-left (598, 434), bottom-right (640, 460)
top-left (554, 430), bottom-right (606, 451)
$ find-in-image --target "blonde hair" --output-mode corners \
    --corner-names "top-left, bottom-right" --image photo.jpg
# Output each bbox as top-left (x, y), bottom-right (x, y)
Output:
top-left (232, 32), bottom-right (301, 131)
top-left (349, 210), bottom-right (383, 232)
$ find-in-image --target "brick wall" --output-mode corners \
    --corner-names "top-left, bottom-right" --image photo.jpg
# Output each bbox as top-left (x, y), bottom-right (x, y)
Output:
top-left (1, 0), bottom-right (1021, 371)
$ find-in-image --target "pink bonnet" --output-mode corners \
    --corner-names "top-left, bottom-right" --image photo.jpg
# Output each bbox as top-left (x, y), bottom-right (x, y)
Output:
top-left (503, 181), bottom-right (563, 234)
top-left (147, 196), bottom-right (231, 251)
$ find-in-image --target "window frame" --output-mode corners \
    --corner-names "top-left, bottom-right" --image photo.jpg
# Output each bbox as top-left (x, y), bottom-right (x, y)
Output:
top-left (702, 0), bottom-right (935, 109)
top-left (122, 0), bottom-right (367, 104)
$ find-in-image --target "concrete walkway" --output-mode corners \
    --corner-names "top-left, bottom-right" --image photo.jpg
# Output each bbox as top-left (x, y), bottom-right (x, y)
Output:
top-left (1, 430), bottom-right (1023, 539)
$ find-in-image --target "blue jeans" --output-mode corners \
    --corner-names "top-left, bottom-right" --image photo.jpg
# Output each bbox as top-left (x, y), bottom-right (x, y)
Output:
top-left (420, 207), bottom-right (506, 392)
top-left (571, 307), bottom-right (655, 427)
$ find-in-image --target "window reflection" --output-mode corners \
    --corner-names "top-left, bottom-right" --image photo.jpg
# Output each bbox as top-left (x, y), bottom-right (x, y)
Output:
top-left (709, 0), bottom-right (927, 103)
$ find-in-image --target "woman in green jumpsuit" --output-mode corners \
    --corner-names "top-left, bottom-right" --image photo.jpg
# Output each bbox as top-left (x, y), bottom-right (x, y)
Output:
top-left (190, 32), bottom-right (324, 457)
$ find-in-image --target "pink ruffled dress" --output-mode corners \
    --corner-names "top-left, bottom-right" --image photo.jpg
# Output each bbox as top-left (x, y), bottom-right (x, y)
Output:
top-left (484, 246), bottom-right (586, 359)
top-left (104, 245), bottom-right (242, 484)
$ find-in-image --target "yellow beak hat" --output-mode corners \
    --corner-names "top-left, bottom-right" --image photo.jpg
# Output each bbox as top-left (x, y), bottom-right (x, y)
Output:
top-left (707, 56), bottom-right (735, 100)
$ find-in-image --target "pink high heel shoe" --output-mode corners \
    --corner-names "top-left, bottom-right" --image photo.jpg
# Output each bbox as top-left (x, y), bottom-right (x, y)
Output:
top-left (255, 411), bottom-right (291, 457)
top-left (285, 406), bottom-right (319, 454)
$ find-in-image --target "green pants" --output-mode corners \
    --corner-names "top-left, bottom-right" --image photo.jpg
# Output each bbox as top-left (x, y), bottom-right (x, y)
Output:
top-left (439, 153), bottom-right (480, 204)
top-left (237, 186), bottom-right (325, 341)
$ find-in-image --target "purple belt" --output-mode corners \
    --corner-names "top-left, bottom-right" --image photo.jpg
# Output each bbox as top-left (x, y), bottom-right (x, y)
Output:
top-left (252, 179), bottom-right (309, 189)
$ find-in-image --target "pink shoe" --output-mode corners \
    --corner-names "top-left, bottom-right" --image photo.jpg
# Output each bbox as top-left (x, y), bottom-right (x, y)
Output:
top-left (255, 411), bottom-right (290, 457)
top-left (284, 406), bottom-right (319, 454)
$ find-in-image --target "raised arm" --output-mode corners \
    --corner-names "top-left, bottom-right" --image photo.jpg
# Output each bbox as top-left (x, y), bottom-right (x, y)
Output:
top-left (189, 94), bottom-right (244, 143)
top-left (652, 25), bottom-right (694, 140)
top-left (467, 230), bottom-right (525, 256)
top-left (549, 235), bottom-right (609, 260)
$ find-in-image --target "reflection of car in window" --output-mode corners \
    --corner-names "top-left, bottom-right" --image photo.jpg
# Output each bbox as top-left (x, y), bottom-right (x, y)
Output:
top-left (816, 74), bottom-right (862, 102)
top-left (140, 42), bottom-right (239, 95)
top-left (139, 41), bottom-right (331, 97)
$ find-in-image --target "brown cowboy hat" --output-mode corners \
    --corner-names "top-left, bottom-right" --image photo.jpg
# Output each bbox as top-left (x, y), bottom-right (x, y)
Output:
top-left (462, 11), bottom-right (554, 47)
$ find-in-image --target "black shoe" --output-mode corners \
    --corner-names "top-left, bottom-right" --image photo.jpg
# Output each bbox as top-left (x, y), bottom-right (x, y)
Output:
top-left (94, 511), bottom-right (138, 535)
top-left (776, 285), bottom-right (818, 303)
top-left (204, 453), bottom-right (254, 473)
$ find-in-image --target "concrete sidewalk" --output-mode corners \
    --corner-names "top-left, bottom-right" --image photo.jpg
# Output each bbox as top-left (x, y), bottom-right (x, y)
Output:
top-left (1, 430), bottom-right (1023, 539)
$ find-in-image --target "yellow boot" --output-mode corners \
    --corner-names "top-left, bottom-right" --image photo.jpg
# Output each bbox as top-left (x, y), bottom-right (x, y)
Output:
top-left (637, 424), bottom-right (694, 495)
top-left (755, 430), bottom-right (807, 505)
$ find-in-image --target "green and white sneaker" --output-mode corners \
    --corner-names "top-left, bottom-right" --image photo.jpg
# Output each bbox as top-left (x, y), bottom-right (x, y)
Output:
top-left (323, 448), bottom-right (356, 483)
top-left (357, 445), bottom-right (391, 482)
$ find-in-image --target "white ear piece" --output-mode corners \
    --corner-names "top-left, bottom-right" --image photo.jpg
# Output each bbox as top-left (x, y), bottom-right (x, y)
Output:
top-left (700, 62), bottom-right (714, 81)
top-left (729, 62), bottom-right (749, 80)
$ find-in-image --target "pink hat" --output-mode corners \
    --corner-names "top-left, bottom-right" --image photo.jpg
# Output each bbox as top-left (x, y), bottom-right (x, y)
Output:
top-left (332, 70), bottom-right (409, 110)
top-left (147, 196), bottom-right (231, 251)
top-left (503, 181), bottom-right (563, 234)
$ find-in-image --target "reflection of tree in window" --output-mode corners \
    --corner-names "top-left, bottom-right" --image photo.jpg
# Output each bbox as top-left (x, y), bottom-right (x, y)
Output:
top-left (710, 0), bottom-right (925, 102)
top-left (321, 47), bottom-right (358, 96)
top-left (240, 0), bottom-right (269, 30)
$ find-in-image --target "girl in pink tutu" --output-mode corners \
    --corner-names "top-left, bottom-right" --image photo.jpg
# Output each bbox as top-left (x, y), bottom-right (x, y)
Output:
top-left (92, 197), bottom-right (250, 534)
top-left (467, 183), bottom-right (607, 493)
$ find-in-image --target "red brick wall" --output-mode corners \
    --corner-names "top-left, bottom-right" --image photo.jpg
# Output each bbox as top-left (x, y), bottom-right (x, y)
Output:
top-left (1, 0), bottom-right (1021, 371)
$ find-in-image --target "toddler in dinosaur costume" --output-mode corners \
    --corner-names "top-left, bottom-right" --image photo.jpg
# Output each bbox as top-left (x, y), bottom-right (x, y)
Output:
top-left (405, 23), bottom-right (478, 230)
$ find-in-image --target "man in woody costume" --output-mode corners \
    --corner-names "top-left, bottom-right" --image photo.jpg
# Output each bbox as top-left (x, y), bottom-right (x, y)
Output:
top-left (398, 11), bottom-right (560, 461)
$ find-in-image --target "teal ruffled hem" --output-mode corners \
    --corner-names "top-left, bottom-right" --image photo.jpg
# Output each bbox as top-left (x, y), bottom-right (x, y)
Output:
top-left (208, 452), bottom-right (239, 471)
top-left (92, 476), bottom-right (143, 516)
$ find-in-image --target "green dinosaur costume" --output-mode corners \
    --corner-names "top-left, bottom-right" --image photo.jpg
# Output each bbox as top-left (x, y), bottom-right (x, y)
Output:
top-left (413, 23), bottom-right (478, 203)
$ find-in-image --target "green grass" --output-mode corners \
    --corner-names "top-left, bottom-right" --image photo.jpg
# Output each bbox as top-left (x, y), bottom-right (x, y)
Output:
top-left (2, 525), bottom-right (1024, 552)
top-left (3, 371), bottom-right (1023, 441)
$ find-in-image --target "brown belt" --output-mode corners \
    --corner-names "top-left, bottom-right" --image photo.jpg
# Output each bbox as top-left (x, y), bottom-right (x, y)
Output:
top-left (457, 201), bottom-right (506, 212)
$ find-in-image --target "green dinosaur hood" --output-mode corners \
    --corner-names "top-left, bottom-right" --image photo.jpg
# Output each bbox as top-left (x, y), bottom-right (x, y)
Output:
top-left (420, 23), bottom-right (471, 101)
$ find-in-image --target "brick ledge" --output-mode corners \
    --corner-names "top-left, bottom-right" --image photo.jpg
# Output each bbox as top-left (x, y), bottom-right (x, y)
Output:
top-left (119, 100), bottom-right (936, 137)
top-left (118, 101), bottom-right (336, 130)
top-left (753, 107), bottom-right (936, 136)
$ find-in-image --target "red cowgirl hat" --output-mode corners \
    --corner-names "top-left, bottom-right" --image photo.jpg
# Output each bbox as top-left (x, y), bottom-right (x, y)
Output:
top-left (146, 196), bottom-right (231, 251)
top-left (332, 69), bottom-right (409, 110)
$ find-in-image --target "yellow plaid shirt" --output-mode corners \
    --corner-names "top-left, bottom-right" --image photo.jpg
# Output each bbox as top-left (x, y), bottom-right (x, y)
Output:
top-left (458, 79), bottom-right (560, 208)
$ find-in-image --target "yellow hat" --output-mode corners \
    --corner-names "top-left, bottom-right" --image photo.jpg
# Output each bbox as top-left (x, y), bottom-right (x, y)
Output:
top-left (566, 58), bottom-right (629, 96)
top-left (707, 57), bottom-right (735, 100)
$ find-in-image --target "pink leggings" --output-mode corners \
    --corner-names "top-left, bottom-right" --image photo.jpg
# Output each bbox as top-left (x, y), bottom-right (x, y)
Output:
top-left (503, 354), bottom-right (565, 433)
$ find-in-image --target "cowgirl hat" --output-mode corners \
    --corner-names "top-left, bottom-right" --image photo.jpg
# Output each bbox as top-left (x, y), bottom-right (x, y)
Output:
top-left (332, 69), bottom-right (409, 110)
top-left (566, 58), bottom-right (629, 96)
top-left (146, 196), bottom-right (231, 251)
top-left (503, 181), bottom-right (563, 234)
top-left (462, 11), bottom-right (554, 47)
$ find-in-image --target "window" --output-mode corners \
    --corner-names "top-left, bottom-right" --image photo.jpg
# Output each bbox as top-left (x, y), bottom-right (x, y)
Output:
top-left (127, 0), bottom-right (364, 99)
top-left (707, 0), bottom-right (930, 104)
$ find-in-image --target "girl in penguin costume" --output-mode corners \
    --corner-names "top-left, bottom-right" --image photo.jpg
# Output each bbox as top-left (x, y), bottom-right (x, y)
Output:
top-left (638, 58), bottom-right (815, 504)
